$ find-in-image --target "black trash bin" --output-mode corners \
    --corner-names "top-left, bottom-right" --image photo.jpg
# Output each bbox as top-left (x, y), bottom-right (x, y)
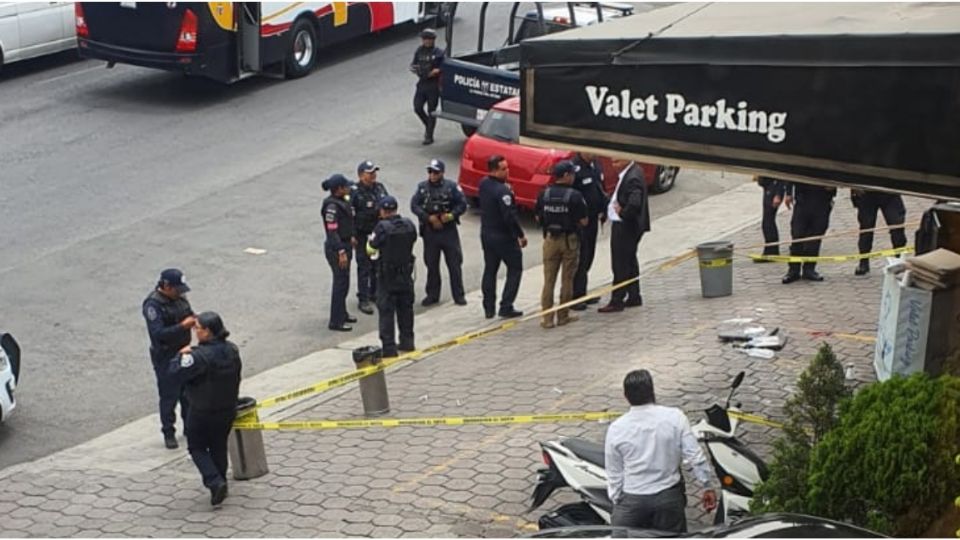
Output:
top-left (353, 346), bottom-right (390, 417)
top-left (227, 396), bottom-right (269, 480)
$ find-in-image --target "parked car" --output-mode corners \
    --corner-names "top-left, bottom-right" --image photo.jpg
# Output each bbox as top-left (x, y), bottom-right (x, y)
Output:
top-left (458, 97), bottom-right (679, 209)
top-left (0, 332), bottom-right (21, 423)
top-left (0, 2), bottom-right (76, 72)
top-left (527, 513), bottom-right (887, 538)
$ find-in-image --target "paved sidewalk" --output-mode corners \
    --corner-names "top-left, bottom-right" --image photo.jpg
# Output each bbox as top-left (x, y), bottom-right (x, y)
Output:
top-left (0, 188), bottom-right (930, 537)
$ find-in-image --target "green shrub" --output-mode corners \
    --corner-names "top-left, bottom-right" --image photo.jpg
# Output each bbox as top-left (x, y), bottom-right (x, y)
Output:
top-left (806, 373), bottom-right (960, 536)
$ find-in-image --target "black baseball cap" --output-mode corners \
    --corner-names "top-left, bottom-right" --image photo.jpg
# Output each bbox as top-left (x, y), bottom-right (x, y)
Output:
top-left (357, 160), bottom-right (380, 174)
top-left (426, 159), bottom-right (445, 173)
top-left (322, 173), bottom-right (351, 191)
top-left (421, 28), bottom-right (437, 39)
top-left (553, 160), bottom-right (576, 177)
top-left (378, 196), bottom-right (399, 211)
top-left (160, 268), bottom-right (190, 294)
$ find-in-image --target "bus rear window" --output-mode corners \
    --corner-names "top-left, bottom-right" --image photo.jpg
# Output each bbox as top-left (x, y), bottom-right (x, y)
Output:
top-left (478, 110), bottom-right (519, 143)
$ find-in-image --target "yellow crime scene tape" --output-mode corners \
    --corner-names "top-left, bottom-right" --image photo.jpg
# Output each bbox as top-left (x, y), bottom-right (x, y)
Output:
top-left (700, 258), bottom-right (732, 269)
top-left (747, 246), bottom-right (913, 264)
top-left (729, 410), bottom-right (785, 429)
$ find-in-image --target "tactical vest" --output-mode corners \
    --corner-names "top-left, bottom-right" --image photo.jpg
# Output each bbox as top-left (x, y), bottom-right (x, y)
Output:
top-left (145, 290), bottom-right (192, 357)
top-left (378, 218), bottom-right (417, 293)
top-left (415, 46), bottom-right (440, 82)
top-left (423, 182), bottom-right (453, 215)
top-left (185, 339), bottom-right (241, 412)
top-left (354, 183), bottom-right (387, 234)
top-left (324, 196), bottom-right (355, 242)
top-left (541, 186), bottom-right (576, 236)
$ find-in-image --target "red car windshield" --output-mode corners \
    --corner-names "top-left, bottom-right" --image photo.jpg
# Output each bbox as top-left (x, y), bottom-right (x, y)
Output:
top-left (478, 109), bottom-right (519, 143)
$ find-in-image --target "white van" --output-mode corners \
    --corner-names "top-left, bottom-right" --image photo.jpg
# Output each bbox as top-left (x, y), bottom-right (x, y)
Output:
top-left (0, 2), bottom-right (76, 71)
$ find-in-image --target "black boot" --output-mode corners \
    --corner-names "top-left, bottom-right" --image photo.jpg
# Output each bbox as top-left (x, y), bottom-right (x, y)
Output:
top-left (854, 259), bottom-right (870, 276)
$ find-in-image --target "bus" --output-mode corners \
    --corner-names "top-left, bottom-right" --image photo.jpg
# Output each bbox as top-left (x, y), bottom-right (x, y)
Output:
top-left (75, 2), bottom-right (451, 83)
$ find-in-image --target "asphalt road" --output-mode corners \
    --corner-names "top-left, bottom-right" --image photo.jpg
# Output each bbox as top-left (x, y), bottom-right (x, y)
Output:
top-left (0, 3), bottom-right (745, 469)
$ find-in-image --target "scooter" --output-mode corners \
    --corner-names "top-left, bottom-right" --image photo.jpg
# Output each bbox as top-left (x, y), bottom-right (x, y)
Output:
top-left (529, 372), bottom-right (769, 530)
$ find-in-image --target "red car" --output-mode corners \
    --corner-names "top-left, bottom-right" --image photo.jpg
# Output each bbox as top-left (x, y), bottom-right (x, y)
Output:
top-left (458, 97), bottom-right (679, 209)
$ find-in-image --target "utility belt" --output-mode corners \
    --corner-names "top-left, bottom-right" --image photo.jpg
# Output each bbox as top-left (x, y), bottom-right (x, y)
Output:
top-left (379, 257), bottom-right (416, 293)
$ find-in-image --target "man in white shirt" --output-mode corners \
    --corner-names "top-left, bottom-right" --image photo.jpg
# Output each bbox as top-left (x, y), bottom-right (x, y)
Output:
top-left (605, 370), bottom-right (717, 532)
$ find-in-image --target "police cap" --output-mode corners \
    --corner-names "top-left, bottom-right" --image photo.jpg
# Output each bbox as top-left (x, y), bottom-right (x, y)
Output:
top-left (322, 173), bottom-right (351, 191)
top-left (159, 268), bottom-right (191, 294)
top-left (357, 160), bottom-right (380, 174)
top-left (553, 160), bottom-right (576, 178)
top-left (420, 28), bottom-right (437, 39)
top-left (426, 159), bottom-right (445, 173)
top-left (378, 196), bottom-right (399, 211)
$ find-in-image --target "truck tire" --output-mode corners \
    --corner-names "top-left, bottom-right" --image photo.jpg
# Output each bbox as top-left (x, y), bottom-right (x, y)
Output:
top-left (650, 165), bottom-right (679, 194)
top-left (461, 124), bottom-right (477, 137)
top-left (285, 18), bottom-right (318, 79)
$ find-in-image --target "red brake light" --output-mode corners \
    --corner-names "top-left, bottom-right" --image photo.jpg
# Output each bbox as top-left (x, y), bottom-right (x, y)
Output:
top-left (175, 9), bottom-right (198, 53)
top-left (542, 451), bottom-right (552, 467)
top-left (75, 3), bottom-right (89, 38)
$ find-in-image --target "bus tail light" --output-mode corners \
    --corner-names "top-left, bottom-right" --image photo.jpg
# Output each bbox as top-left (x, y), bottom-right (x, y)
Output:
top-left (75, 3), bottom-right (89, 38)
top-left (175, 9), bottom-right (198, 53)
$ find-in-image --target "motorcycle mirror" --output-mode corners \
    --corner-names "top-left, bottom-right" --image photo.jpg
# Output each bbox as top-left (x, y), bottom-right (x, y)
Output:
top-left (732, 371), bottom-right (745, 389)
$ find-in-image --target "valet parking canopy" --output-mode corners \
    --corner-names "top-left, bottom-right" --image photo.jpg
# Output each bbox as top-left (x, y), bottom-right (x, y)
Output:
top-left (518, 2), bottom-right (960, 199)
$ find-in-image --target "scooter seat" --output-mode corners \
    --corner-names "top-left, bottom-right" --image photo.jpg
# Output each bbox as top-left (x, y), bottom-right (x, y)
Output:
top-left (561, 438), bottom-right (605, 468)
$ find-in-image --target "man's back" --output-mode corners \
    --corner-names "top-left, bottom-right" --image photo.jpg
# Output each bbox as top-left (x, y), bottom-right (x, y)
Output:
top-left (605, 404), bottom-right (686, 496)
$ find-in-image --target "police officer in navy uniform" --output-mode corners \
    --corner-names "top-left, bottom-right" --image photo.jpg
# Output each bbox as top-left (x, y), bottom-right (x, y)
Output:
top-left (570, 152), bottom-right (609, 310)
top-left (535, 160), bottom-right (589, 329)
top-left (410, 28), bottom-right (444, 145)
top-left (851, 189), bottom-right (907, 275)
top-left (410, 159), bottom-right (468, 307)
top-left (479, 155), bottom-right (527, 319)
top-left (169, 311), bottom-right (241, 507)
top-left (352, 160), bottom-right (390, 316)
top-left (366, 196), bottom-right (418, 358)
top-left (782, 182), bottom-right (836, 284)
top-left (757, 176), bottom-right (786, 260)
top-left (322, 174), bottom-right (358, 331)
top-left (142, 268), bottom-right (196, 449)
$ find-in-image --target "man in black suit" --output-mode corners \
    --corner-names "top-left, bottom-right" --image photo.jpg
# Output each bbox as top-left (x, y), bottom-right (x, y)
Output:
top-left (599, 160), bottom-right (650, 313)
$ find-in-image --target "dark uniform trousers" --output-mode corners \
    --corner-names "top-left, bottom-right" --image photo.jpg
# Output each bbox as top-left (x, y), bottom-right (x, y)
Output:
top-left (378, 287), bottom-right (415, 357)
top-left (186, 408), bottom-right (236, 489)
top-left (611, 482), bottom-right (688, 533)
top-left (856, 193), bottom-right (907, 257)
top-left (789, 198), bottom-right (833, 275)
top-left (481, 234), bottom-right (523, 314)
top-left (761, 187), bottom-right (781, 255)
top-left (542, 233), bottom-right (580, 325)
top-left (355, 233), bottom-right (377, 303)
top-left (572, 218), bottom-right (598, 300)
top-left (423, 227), bottom-right (465, 301)
top-left (610, 221), bottom-right (644, 304)
top-left (152, 357), bottom-right (189, 438)
top-left (325, 246), bottom-right (352, 327)
top-left (414, 85), bottom-right (439, 140)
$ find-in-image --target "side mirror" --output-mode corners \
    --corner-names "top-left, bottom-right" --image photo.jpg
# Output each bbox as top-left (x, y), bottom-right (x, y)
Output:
top-left (732, 371), bottom-right (745, 389)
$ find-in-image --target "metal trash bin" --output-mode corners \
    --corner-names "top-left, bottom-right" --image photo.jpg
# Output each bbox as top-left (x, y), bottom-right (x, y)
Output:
top-left (353, 346), bottom-right (390, 417)
top-left (228, 396), bottom-right (269, 480)
top-left (696, 241), bottom-right (734, 298)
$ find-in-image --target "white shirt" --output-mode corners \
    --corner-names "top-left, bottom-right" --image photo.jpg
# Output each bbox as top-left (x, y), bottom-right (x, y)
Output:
top-left (604, 404), bottom-right (713, 503)
top-left (606, 162), bottom-right (634, 223)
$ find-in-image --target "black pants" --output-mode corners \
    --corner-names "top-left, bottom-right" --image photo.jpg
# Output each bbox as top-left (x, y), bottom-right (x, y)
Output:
top-left (185, 408), bottom-right (235, 489)
top-left (377, 288), bottom-right (415, 356)
top-left (355, 236), bottom-right (377, 303)
top-left (152, 355), bottom-right (189, 438)
top-left (610, 221), bottom-right (643, 305)
top-left (788, 198), bottom-right (833, 275)
top-left (857, 194), bottom-right (907, 258)
top-left (325, 246), bottom-right (352, 327)
top-left (423, 227), bottom-right (465, 301)
top-left (761, 187), bottom-right (782, 255)
top-left (611, 482), bottom-right (687, 533)
top-left (413, 85), bottom-right (439, 139)
top-left (481, 235), bottom-right (523, 314)
top-left (573, 218), bottom-right (599, 300)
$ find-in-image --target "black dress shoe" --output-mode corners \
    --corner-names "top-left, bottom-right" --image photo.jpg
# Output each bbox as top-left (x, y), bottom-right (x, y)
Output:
top-left (421, 297), bottom-right (439, 307)
top-left (328, 324), bottom-right (353, 332)
top-left (454, 297), bottom-right (468, 306)
top-left (358, 301), bottom-right (374, 315)
top-left (484, 311), bottom-right (495, 319)
top-left (422, 136), bottom-right (434, 146)
top-left (625, 296), bottom-right (643, 308)
top-left (782, 272), bottom-right (801, 284)
top-left (499, 309), bottom-right (523, 319)
top-left (398, 343), bottom-right (416, 352)
top-left (802, 271), bottom-right (825, 282)
top-left (345, 315), bottom-right (358, 324)
top-left (854, 261), bottom-right (870, 276)
top-left (570, 303), bottom-right (588, 311)
top-left (585, 297), bottom-right (600, 305)
top-left (210, 481), bottom-right (228, 506)
top-left (164, 435), bottom-right (179, 450)
top-left (598, 303), bottom-right (624, 313)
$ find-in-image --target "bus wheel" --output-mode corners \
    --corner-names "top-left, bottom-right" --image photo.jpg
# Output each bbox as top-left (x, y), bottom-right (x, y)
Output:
top-left (285, 18), bottom-right (318, 79)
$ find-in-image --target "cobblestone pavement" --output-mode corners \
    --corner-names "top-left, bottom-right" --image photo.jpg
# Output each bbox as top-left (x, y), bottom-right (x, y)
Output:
top-left (0, 195), bottom-right (930, 537)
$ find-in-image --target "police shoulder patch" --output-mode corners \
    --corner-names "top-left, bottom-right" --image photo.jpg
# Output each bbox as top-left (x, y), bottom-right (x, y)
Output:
top-left (502, 194), bottom-right (512, 206)
top-left (146, 305), bottom-right (158, 321)
top-left (180, 353), bottom-right (194, 368)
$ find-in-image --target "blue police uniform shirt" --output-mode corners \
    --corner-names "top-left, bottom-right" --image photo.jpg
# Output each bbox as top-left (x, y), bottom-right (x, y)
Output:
top-left (478, 176), bottom-right (524, 240)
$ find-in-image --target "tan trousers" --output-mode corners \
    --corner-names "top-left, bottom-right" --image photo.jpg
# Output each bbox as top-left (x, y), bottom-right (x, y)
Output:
top-left (541, 233), bottom-right (580, 325)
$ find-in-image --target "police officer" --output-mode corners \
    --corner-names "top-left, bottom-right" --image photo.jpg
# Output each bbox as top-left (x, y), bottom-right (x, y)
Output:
top-left (782, 182), bottom-right (836, 284)
top-left (169, 311), bottom-right (241, 507)
top-left (851, 189), bottom-right (907, 275)
top-left (366, 196), bottom-right (418, 358)
top-left (142, 268), bottom-right (195, 449)
top-left (536, 161), bottom-right (589, 329)
top-left (352, 160), bottom-right (390, 315)
top-left (757, 176), bottom-right (786, 260)
top-left (570, 152), bottom-right (609, 310)
top-left (410, 159), bottom-right (467, 307)
top-left (479, 155), bottom-right (527, 319)
top-left (410, 28), bottom-right (444, 146)
top-left (322, 174), bottom-right (358, 331)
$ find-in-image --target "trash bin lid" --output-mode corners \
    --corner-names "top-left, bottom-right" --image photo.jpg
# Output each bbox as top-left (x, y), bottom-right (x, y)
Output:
top-left (236, 396), bottom-right (257, 412)
top-left (353, 345), bottom-right (383, 363)
top-left (697, 241), bottom-right (734, 255)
